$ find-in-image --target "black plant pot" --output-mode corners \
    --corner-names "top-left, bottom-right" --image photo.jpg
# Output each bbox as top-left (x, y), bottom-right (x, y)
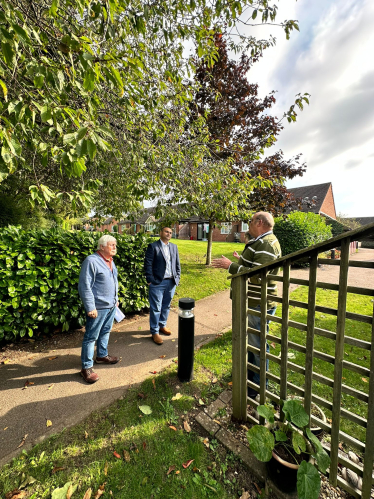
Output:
top-left (267, 450), bottom-right (299, 493)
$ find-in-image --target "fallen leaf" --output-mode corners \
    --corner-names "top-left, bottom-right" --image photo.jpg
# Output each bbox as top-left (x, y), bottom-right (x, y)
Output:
top-left (192, 466), bottom-right (200, 473)
top-left (82, 489), bottom-right (92, 499)
top-left (254, 483), bottom-right (262, 495)
top-left (171, 340), bottom-right (175, 342)
top-left (137, 392), bottom-right (145, 399)
top-left (48, 384), bottom-right (54, 390)
top-left (19, 475), bottom-right (36, 489)
top-left (183, 421), bottom-right (191, 432)
top-left (66, 483), bottom-right (77, 499)
top-left (150, 371), bottom-right (157, 374)
top-left (104, 462), bottom-right (108, 476)
top-left (46, 420), bottom-right (53, 427)
top-left (3, 359), bottom-right (10, 364)
top-left (212, 378), bottom-right (218, 384)
top-left (5, 489), bottom-right (27, 499)
top-left (240, 489), bottom-right (251, 499)
top-left (123, 450), bottom-right (130, 462)
top-left (227, 381), bottom-right (233, 386)
top-left (4, 427), bottom-right (8, 430)
top-left (17, 434), bottom-right (28, 448)
top-left (171, 393), bottom-right (182, 401)
top-left (143, 442), bottom-right (146, 450)
top-left (182, 459), bottom-right (194, 469)
top-left (23, 380), bottom-right (35, 388)
top-left (203, 438), bottom-right (209, 448)
top-left (139, 405), bottom-right (152, 415)
top-left (270, 342), bottom-right (276, 349)
top-left (169, 426), bottom-right (177, 431)
top-left (167, 465), bottom-right (176, 475)
top-left (51, 482), bottom-right (77, 499)
top-left (214, 314), bottom-right (218, 316)
top-left (159, 355), bottom-right (166, 358)
top-left (138, 326), bottom-right (142, 330)
top-left (198, 399), bottom-right (204, 406)
top-left (175, 470), bottom-right (180, 475)
top-left (113, 451), bottom-right (121, 459)
top-left (152, 379), bottom-right (156, 391)
top-left (327, 418), bottom-right (332, 423)
top-left (213, 419), bottom-right (221, 425)
top-left (240, 425), bottom-right (249, 431)
top-left (48, 356), bottom-right (58, 360)
top-left (84, 431), bottom-right (89, 439)
top-left (362, 378), bottom-right (368, 383)
top-left (52, 467), bottom-right (66, 474)
top-left (94, 484), bottom-right (106, 499)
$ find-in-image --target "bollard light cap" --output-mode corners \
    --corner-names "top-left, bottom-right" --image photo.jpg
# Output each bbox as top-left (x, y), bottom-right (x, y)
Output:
top-left (179, 297), bottom-right (195, 310)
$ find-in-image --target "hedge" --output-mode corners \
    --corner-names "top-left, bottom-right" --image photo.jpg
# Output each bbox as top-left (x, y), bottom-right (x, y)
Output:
top-left (0, 227), bottom-right (152, 342)
top-left (274, 211), bottom-right (332, 257)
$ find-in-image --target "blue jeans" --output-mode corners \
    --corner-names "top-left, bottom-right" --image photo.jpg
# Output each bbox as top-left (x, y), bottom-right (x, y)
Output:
top-left (149, 279), bottom-right (176, 335)
top-left (81, 307), bottom-right (116, 369)
top-left (248, 304), bottom-right (277, 397)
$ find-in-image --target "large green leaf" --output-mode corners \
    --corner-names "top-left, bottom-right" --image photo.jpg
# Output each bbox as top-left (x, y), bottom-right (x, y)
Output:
top-left (283, 400), bottom-right (309, 428)
top-left (297, 461), bottom-right (321, 499)
top-left (246, 425), bottom-right (274, 462)
top-left (257, 405), bottom-right (275, 423)
top-left (292, 431), bottom-right (306, 454)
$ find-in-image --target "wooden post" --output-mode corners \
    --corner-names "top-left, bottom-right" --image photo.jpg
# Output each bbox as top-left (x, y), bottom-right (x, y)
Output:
top-left (232, 274), bottom-right (248, 421)
top-left (304, 252), bottom-right (318, 420)
top-left (329, 238), bottom-right (350, 487)
top-left (280, 261), bottom-right (290, 421)
top-left (259, 269), bottom-right (268, 408)
top-left (361, 303), bottom-right (374, 499)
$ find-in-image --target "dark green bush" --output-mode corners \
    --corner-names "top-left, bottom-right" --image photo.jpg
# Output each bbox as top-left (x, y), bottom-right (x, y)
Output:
top-left (274, 211), bottom-right (332, 257)
top-left (0, 227), bottom-right (152, 342)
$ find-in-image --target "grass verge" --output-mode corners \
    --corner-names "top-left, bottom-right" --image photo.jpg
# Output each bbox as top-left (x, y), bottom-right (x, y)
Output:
top-left (0, 333), bottom-right (255, 499)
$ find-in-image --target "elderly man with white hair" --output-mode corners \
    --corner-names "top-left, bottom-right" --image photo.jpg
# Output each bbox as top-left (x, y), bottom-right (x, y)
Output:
top-left (78, 234), bottom-right (119, 383)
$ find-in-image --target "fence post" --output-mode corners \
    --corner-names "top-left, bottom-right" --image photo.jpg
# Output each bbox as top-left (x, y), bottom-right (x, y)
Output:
top-left (259, 269), bottom-right (268, 407)
top-left (280, 261), bottom-right (290, 421)
top-left (232, 274), bottom-right (248, 421)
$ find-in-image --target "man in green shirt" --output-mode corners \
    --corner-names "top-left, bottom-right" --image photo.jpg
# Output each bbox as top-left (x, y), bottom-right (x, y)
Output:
top-left (212, 212), bottom-right (281, 399)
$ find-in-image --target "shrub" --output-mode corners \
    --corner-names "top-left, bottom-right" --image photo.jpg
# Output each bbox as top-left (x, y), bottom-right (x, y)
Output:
top-left (0, 227), bottom-right (152, 342)
top-left (274, 212), bottom-right (332, 257)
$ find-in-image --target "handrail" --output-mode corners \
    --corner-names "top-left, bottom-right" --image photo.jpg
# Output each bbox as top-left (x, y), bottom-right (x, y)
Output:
top-left (228, 221), bottom-right (374, 280)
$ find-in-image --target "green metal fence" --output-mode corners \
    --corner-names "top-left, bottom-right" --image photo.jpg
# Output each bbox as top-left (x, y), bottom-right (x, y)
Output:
top-left (230, 221), bottom-right (374, 499)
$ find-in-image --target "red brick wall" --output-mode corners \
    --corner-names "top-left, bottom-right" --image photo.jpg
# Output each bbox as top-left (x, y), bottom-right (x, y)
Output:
top-left (320, 185), bottom-right (337, 219)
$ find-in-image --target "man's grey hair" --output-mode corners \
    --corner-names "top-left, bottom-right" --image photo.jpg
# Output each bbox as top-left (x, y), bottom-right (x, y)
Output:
top-left (255, 212), bottom-right (274, 229)
top-left (97, 235), bottom-right (117, 250)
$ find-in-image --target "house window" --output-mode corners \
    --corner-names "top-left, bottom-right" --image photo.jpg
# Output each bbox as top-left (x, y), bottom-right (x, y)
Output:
top-left (221, 223), bottom-right (232, 235)
top-left (144, 222), bottom-right (156, 232)
top-left (242, 222), bottom-right (249, 232)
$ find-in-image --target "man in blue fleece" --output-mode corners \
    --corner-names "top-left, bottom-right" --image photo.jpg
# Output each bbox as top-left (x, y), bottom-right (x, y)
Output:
top-left (78, 235), bottom-right (119, 383)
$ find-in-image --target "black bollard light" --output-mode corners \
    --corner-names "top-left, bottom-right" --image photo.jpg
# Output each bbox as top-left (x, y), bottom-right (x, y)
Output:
top-left (177, 298), bottom-right (195, 382)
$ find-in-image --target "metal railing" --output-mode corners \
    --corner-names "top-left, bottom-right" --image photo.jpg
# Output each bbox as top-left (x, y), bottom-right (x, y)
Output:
top-left (230, 221), bottom-right (374, 499)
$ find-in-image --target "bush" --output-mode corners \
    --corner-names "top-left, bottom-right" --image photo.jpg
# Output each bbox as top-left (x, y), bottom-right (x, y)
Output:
top-left (274, 212), bottom-right (332, 257)
top-left (0, 227), bottom-right (152, 342)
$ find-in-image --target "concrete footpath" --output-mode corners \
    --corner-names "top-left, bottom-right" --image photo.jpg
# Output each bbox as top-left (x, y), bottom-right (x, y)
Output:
top-left (0, 290), bottom-right (232, 466)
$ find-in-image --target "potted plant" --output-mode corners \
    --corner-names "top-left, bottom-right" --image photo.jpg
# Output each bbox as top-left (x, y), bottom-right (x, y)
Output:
top-left (246, 399), bottom-right (330, 499)
top-left (289, 396), bottom-right (327, 437)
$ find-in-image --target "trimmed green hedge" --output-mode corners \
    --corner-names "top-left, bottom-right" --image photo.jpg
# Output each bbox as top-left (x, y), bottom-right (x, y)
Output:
top-left (0, 227), bottom-right (152, 342)
top-left (274, 212), bottom-right (332, 257)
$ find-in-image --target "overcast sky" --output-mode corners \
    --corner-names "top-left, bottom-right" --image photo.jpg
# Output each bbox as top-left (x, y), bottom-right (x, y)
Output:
top-left (244, 0), bottom-right (374, 217)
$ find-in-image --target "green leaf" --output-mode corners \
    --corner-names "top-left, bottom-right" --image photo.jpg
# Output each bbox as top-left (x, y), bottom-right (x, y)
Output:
top-left (12, 24), bottom-right (30, 42)
top-left (41, 105), bottom-right (52, 122)
top-left (283, 400), bottom-right (309, 428)
top-left (139, 405), bottom-right (152, 415)
top-left (49, 0), bottom-right (60, 16)
top-left (292, 431), bottom-right (306, 454)
top-left (87, 139), bottom-right (97, 160)
top-left (34, 74), bottom-right (45, 88)
top-left (52, 482), bottom-right (77, 499)
top-left (83, 69), bottom-right (95, 91)
top-left (1, 42), bottom-right (15, 66)
top-left (297, 461), bottom-right (321, 499)
top-left (315, 448), bottom-right (330, 474)
top-left (0, 79), bottom-right (8, 101)
top-left (246, 426), bottom-right (274, 462)
top-left (257, 405), bottom-right (275, 423)
top-left (274, 430), bottom-right (287, 442)
top-left (77, 127), bottom-right (88, 140)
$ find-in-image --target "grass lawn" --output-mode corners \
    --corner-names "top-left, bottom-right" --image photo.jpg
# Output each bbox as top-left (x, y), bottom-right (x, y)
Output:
top-left (0, 333), bottom-right (251, 499)
top-left (172, 240), bottom-right (242, 306)
top-left (268, 286), bottom-right (373, 444)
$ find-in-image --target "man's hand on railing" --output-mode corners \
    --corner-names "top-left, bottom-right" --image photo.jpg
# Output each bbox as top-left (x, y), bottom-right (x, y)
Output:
top-left (212, 255), bottom-right (232, 269)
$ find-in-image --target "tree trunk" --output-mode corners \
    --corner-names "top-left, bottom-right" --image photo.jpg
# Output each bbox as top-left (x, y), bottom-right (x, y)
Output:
top-left (205, 221), bottom-right (214, 265)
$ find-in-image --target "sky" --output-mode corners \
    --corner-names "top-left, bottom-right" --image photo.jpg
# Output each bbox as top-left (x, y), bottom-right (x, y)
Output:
top-left (241, 0), bottom-right (374, 217)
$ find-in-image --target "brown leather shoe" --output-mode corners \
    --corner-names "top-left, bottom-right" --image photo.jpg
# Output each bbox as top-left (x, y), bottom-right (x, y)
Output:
top-left (81, 368), bottom-right (99, 383)
top-left (152, 334), bottom-right (163, 345)
top-left (159, 326), bottom-right (172, 336)
top-left (95, 355), bottom-right (119, 364)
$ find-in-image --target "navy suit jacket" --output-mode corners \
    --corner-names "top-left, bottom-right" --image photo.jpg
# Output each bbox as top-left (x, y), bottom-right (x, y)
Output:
top-left (144, 239), bottom-right (181, 286)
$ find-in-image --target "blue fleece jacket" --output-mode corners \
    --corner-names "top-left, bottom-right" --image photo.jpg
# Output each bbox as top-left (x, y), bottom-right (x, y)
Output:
top-left (78, 253), bottom-right (118, 312)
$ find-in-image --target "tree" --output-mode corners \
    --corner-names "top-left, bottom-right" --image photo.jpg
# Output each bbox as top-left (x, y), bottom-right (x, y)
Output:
top-left (0, 0), bottom-right (301, 217)
top-left (156, 35), bottom-right (308, 264)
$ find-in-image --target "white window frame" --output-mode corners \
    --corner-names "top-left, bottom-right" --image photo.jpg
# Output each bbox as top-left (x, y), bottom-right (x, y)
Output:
top-left (241, 222), bottom-right (249, 232)
top-left (221, 222), bottom-right (232, 235)
top-left (144, 222), bottom-right (156, 232)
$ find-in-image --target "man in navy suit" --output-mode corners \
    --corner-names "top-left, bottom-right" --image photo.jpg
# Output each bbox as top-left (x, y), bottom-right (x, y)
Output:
top-left (144, 227), bottom-right (181, 345)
